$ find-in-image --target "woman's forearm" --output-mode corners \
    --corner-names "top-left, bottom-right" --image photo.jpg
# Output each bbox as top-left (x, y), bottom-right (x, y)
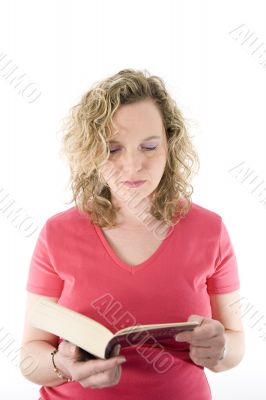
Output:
top-left (208, 329), bottom-right (245, 373)
top-left (20, 340), bottom-right (68, 387)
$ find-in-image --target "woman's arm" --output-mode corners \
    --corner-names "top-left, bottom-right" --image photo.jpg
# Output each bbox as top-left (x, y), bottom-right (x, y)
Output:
top-left (20, 340), bottom-right (69, 386)
top-left (175, 290), bottom-right (245, 372)
top-left (20, 293), bottom-right (126, 389)
top-left (19, 292), bottom-right (66, 386)
top-left (207, 290), bottom-right (245, 372)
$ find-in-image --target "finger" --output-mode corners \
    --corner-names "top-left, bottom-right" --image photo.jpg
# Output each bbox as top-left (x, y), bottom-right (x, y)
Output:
top-left (78, 360), bottom-right (123, 388)
top-left (190, 353), bottom-right (221, 369)
top-left (92, 362), bottom-right (121, 386)
top-left (189, 345), bottom-right (222, 360)
top-left (192, 326), bottom-right (216, 341)
top-left (72, 353), bottom-right (125, 382)
top-left (92, 356), bottom-right (126, 374)
top-left (175, 318), bottom-right (205, 342)
top-left (187, 314), bottom-right (205, 325)
top-left (85, 372), bottom-right (115, 389)
top-left (176, 323), bottom-right (222, 344)
top-left (113, 362), bottom-right (122, 382)
top-left (111, 344), bottom-right (121, 357)
top-left (178, 332), bottom-right (224, 348)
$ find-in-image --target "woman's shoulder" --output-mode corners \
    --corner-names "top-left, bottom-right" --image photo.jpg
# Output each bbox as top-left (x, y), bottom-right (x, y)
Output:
top-left (43, 205), bottom-right (93, 234)
top-left (190, 201), bottom-right (222, 221)
top-left (183, 201), bottom-right (223, 233)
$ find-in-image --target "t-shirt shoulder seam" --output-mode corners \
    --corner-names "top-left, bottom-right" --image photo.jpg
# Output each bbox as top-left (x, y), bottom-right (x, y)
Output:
top-left (46, 206), bottom-right (78, 223)
top-left (191, 202), bottom-right (223, 223)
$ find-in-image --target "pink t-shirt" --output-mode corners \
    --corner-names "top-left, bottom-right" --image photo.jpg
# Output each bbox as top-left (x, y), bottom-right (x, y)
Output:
top-left (26, 202), bottom-right (240, 400)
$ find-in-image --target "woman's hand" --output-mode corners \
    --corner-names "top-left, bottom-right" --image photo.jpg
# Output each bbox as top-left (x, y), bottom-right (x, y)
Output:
top-left (54, 340), bottom-right (126, 389)
top-left (175, 315), bottom-right (226, 369)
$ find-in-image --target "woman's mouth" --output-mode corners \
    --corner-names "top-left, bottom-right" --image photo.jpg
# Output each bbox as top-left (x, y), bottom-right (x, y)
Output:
top-left (123, 180), bottom-right (146, 188)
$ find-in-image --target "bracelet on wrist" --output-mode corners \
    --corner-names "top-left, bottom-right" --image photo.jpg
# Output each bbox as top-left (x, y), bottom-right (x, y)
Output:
top-left (51, 348), bottom-right (73, 382)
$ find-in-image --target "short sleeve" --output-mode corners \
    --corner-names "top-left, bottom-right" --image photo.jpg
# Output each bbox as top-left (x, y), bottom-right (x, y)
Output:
top-left (26, 221), bottom-right (64, 297)
top-left (207, 219), bottom-right (240, 295)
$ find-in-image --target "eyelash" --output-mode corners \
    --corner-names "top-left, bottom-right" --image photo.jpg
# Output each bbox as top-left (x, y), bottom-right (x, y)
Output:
top-left (109, 146), bottom-right (158, 154)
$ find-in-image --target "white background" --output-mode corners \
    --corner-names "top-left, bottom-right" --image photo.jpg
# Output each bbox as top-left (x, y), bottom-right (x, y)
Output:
top-left (0, 0), bottom-right (265, 399)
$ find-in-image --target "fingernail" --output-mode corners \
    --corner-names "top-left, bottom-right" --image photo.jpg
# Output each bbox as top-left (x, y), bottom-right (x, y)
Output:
top-left (118, 357), bottom-right (126, 363)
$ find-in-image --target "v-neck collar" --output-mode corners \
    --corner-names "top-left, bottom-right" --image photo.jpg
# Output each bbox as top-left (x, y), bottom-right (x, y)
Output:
top-left (93, 222), bottom-right (175, 274)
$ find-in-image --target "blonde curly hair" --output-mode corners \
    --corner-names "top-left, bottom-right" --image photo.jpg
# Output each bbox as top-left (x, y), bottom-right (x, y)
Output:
top-left (59, 68), bottom-right (200, 229)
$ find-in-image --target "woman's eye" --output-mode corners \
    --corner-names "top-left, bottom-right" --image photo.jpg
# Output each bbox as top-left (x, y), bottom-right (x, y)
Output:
top-left (109, 145), bottom-right (157, 154)
top-left (143, 146), bottom-right (157, 151)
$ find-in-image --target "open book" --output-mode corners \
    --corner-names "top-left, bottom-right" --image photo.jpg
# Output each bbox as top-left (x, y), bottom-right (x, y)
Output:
top-left (30, 297), bottom-right (200, 360)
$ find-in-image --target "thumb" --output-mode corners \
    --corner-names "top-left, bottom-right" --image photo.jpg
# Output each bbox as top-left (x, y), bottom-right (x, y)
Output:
top-left (187, 314), bottom-right (205, 325)
top-left (175, 315), bottom-right (205, 342)
top-left (111, 344), bottom-right (121, 357)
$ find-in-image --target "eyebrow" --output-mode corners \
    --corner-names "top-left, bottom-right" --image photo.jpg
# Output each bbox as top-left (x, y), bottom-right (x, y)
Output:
top-left (108, 135), bottom-right (161, 143)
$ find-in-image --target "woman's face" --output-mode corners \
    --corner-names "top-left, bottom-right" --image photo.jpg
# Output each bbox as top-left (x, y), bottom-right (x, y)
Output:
top-left (100, 98), bottom-right (168, 205)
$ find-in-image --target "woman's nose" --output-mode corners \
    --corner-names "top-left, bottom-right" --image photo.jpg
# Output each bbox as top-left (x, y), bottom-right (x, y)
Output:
top-left (121, 150), bottom-right (143, 172)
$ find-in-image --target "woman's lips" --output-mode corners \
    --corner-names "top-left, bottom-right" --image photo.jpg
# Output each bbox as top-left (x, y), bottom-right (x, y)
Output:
top-left (123, 180), bottom-right (146, 187)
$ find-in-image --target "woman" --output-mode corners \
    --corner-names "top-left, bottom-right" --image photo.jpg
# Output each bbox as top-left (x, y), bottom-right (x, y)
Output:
top-left (20, 68), bottom-right (245, 399)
